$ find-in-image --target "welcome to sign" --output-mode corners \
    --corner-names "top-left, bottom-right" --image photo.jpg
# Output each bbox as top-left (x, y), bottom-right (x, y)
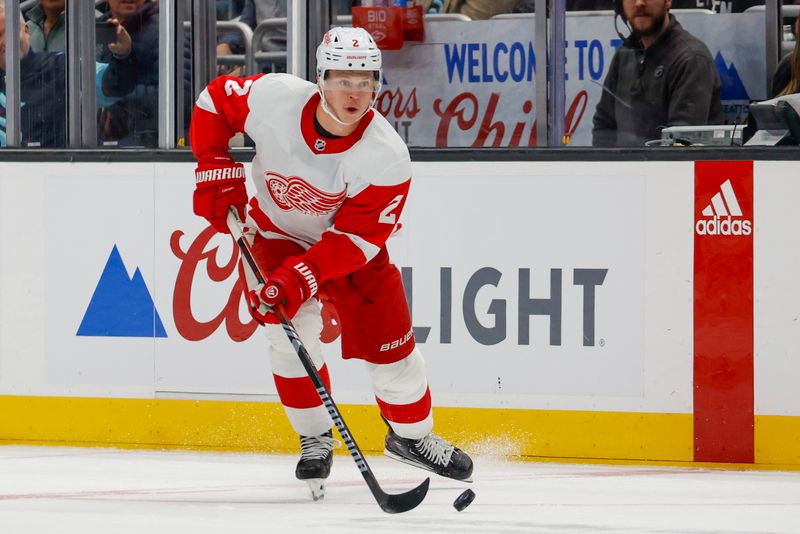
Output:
top-left (380, 12), bottom-right (765, 147)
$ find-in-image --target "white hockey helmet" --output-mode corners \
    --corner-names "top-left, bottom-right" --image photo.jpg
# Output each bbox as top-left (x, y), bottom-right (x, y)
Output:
top-left (315, 27), bottom-right (383, 126)
top-left (316, 26), bottom-right (382, 83)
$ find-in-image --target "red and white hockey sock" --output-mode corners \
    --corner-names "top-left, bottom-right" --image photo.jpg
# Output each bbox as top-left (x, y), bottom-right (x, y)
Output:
top-left (368, 347), bottom-right (433, 439)
top-left (274, 363), bottom-right (333, 437)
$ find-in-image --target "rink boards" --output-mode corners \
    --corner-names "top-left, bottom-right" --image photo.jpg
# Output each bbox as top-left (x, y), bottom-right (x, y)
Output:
top-left (0, 160), bottom-right (798, 467)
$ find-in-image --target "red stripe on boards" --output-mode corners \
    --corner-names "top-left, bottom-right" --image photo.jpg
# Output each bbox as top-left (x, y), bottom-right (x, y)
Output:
top-left (693, 161), bottom-right (754, 463)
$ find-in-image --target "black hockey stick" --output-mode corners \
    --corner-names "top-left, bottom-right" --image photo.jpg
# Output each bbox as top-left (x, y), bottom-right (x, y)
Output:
top-left (225, 207), bottom-right (430, 514)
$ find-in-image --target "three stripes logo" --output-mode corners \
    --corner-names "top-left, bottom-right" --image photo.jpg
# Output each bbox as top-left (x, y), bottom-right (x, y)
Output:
top-left (695, 178), bottom-right (752, 236)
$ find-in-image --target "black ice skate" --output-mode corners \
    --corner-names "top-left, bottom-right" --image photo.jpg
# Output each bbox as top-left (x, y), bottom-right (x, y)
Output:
top-left (296, 430), bottom-right (335, 501)
top-left (384, 429), bottom-right (473, 482)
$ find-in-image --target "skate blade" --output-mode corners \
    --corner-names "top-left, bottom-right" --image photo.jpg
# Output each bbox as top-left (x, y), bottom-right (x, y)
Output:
top-left (305, 479), bottom-right (326, 501)
top-left (384, 449), bottom-right (473, 483)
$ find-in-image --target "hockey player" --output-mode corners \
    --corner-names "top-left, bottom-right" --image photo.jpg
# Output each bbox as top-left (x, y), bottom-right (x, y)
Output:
top-left (189, 26), bottom-right (473, 499)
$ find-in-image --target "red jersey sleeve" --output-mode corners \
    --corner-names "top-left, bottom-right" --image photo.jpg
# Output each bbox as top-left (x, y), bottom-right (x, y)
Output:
top-left (303, 179), bottom-right (411, 283)
top-left (189, 74), bottom-right (265, 164)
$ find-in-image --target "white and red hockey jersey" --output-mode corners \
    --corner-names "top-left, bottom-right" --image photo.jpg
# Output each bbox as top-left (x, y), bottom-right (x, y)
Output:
top-left (190, 73), bottom-right (412, 283)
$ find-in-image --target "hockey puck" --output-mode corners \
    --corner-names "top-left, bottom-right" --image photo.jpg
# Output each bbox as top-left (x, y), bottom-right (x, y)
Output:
top-left (453, 488), bottom-right (475, 511)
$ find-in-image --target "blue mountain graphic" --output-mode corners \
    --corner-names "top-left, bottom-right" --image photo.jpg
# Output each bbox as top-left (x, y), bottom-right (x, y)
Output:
top-left (77, 245), bottom-right (167, 338)
top-left (715, 52), bottom-right (749, 100)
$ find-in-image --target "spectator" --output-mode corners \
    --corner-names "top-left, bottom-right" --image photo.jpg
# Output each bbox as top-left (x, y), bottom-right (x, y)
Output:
top-left (217, 0), bottom-right (287, 75)
top-left (771, 17), bottom-right (799, 97)
top-left (25, 0), bottom-right (102, 53)
top-left (96, 0), bottom-right (159, 146)
top-left (0, 5), bottom-right (137, 147)
top-left (592, 0), bottom-right (722, 146)
top-left (424, 0), bottom-right (519, 20)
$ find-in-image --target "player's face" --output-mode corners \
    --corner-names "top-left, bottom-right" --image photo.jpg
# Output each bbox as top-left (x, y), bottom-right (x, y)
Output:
top-left (320, 70), bottom-right (377, 121)
top-left (623, 0), bottom-right (671, 36)
top-left (0, 14), bottom-right (31, 71)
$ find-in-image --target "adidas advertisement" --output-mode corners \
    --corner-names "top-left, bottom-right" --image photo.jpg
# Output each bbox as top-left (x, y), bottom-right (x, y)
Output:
top-left (695, 178), bottom-right (753, 236)
top-left (693, 160), bottom-right (754, 462)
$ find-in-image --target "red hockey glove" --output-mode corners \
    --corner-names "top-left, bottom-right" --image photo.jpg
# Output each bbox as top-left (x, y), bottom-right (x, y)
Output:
top-left (250, 258), bottom-right (319, 324)
top-left (193, 162), bottom-right (248, 233)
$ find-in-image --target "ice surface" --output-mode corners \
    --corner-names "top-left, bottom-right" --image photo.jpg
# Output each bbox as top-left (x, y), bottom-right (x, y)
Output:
top-left (1, 445), bottom-right (799, 533)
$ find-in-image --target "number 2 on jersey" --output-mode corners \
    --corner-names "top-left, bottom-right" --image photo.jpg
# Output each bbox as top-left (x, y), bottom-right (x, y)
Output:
top-left (224, 79), bottom-right (253, 97)
top-left (379, 195), bottom-right (404, 225)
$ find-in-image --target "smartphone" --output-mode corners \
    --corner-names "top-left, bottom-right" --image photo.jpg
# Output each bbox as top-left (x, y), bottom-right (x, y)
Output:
top-left (96, 21), bottom-right (118, 44)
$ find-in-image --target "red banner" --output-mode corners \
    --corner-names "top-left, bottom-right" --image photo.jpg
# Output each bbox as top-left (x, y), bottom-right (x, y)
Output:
top-left (693, 160), bottom-right (754, 463)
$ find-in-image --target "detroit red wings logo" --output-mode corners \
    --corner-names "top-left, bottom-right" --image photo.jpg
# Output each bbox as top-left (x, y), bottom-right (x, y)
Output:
top-left (265, 172), bottom-right (346, 216)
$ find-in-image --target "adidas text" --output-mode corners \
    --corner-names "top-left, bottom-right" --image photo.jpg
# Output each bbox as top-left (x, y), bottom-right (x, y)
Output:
top-left (696, 217), bottom-right (752, 236)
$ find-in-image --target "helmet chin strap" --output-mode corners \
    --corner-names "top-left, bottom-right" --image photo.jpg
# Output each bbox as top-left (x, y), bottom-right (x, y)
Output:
top-left (317, 83), bottom-right (380, 127)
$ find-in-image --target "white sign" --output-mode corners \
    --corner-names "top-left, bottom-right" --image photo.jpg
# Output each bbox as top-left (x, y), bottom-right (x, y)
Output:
top-left (380, 13), bottom-right (765, 147)
top-left (22, 162), bottom-right (645, 409)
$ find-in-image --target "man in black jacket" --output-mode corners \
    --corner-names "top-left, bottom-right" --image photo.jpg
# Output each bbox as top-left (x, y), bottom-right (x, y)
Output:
top-left (592, 0), bottom-right (722, 147)
top-left (0, 6), bottom-right (137, 147)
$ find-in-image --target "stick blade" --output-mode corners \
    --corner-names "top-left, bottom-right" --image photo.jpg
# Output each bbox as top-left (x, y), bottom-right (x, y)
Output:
top-left (378, 477), bottom-right (430, 514)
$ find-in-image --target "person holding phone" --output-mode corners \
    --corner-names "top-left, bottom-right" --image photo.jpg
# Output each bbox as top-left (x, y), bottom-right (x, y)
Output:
top-left (95, 0), bottom-right (160, 146)
top-left (0, 5), bottom-right (137, 147)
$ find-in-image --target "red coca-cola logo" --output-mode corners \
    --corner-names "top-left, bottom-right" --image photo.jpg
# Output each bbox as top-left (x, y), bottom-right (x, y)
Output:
top-left (171, 226), bottom-right (341, 343)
